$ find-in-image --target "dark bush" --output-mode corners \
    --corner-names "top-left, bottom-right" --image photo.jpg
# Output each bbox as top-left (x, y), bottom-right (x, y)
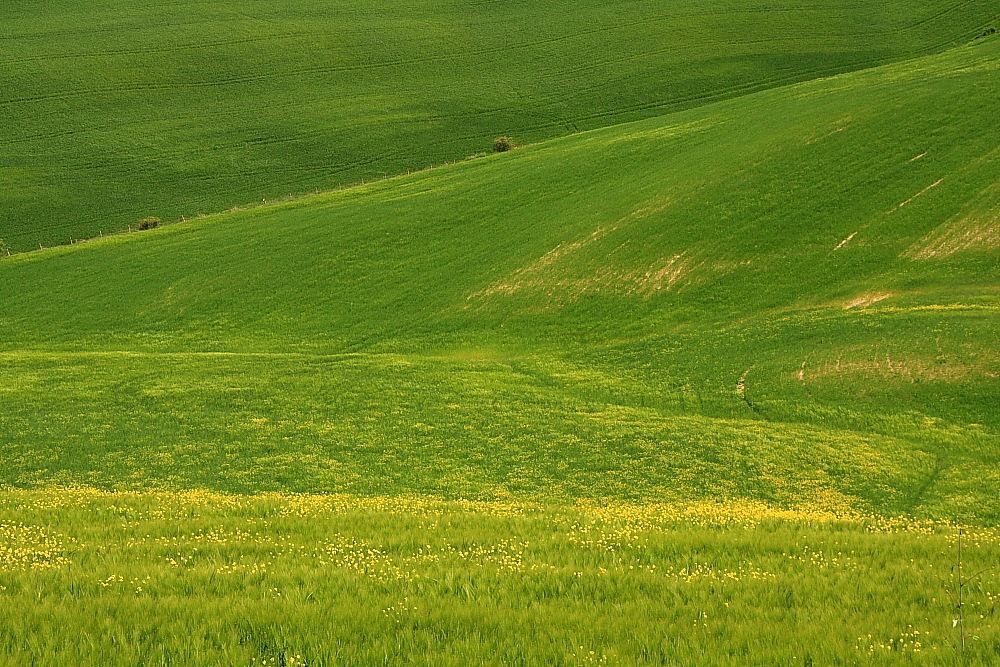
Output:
top-left (137, 217), bottom-right (161, 231)
top-left (493, 136), bottom-right (515, 153)
top-left (0, 239), bottom-right (8, 256)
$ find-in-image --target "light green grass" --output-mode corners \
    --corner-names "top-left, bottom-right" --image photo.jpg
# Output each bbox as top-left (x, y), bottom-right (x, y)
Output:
top-left (2, 0), bottom-right (998, 250)
top-left (0, 351), bottom-right (934, 512)
top-left (2, 489), bottom-right (999, 667)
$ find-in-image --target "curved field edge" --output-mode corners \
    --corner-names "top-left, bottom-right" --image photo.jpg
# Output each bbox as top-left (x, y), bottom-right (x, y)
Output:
top-left (2, 0), bottom-right (999, 250)
top-left (2, 38), bottom-right (999, 347)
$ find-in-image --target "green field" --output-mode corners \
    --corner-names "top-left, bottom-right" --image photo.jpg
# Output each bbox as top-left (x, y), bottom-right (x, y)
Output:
top-left (2, 35), bottom-right (999, 516)
top-left (2, 489), bottom-right (999, 666)
top-left (2, 0), bottom-right (998, 251)
top-left (2, 5), bottom-right (1000, 665)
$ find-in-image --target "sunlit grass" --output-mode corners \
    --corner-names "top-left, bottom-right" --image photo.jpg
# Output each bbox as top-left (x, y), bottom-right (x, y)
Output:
top-left (1, 489), bottom-right (998, 666)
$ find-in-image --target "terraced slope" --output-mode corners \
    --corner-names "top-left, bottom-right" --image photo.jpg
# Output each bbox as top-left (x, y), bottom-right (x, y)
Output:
top-left (2, 36), bottom-right (999, 521)
top-left (2, 0), bottom-right (998, 251)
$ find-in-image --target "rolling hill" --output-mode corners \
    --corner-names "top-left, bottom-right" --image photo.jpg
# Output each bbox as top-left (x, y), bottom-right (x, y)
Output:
top-left (2, 33), bottom-right (998, 520)
top-left (2, 9), bottom-right (1000, 664)
top-left (2, 0), bottom-right (998, 251)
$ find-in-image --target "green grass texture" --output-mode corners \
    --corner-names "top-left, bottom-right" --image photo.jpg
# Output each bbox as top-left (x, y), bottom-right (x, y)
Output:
top-left (2, 36), bottom-right (999, 520)
top-left (2, 0), bottom-right (999, 251)
top-left (2, 490), bottom-right (998, 667)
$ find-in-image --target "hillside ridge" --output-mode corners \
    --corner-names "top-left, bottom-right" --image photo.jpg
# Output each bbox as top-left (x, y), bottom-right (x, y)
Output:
top-left (2, 0), bottom-right (998, 250)
top-left (1, 36), bottom-right (998, 521)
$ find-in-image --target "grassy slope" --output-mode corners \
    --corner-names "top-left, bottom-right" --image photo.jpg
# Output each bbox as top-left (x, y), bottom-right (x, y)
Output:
top-left (2, 36), bottom-right (999, 520)
top-left (2, 0), bottom-right (998, 251)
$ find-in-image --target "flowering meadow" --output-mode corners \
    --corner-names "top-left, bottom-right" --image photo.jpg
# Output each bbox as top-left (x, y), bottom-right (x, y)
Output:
top-left (1, 488), bottom-right (998, 666)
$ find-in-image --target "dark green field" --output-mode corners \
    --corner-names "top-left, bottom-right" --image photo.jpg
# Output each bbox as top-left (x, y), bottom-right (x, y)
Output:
top-left (2, 0), bottom-right (998, 250)
top-left (1, 3), bottom-right (999, 665)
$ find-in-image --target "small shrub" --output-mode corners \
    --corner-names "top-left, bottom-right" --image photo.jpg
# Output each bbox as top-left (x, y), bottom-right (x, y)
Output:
top-left (137, 217), bottom-right (161, 231)
top-left (493, 136), bottom-right (515, 153)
